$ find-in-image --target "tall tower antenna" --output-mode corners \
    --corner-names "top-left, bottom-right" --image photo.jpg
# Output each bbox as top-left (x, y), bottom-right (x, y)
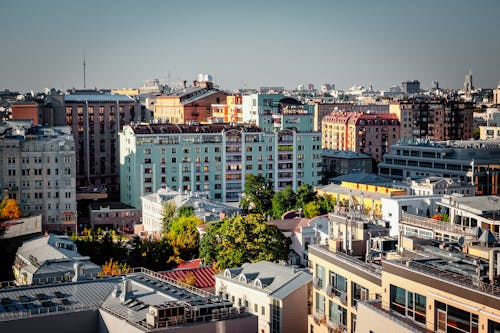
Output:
top-left (83, 49), bottom-right (86, 89)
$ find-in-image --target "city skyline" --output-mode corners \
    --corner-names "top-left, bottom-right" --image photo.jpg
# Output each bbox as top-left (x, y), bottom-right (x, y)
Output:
top-left (1, 0), bottom-right (500, 92)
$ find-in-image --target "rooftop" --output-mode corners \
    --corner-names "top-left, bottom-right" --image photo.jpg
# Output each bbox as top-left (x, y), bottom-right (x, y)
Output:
top-left (0, 268), bottom-right (252, 331)
top-left (161, 266), bottom-right (216, 290)
top-left (330, 172), bottom-right (392, 185)
top-left (217, 261), bottom-right (312, 300)
top-left (322, 149), bottom-right (372, 159)
top-left (64, 94), bottom-right (135, 103)
top-left (89, 202), bottom-right (137, 211)
top-left (439, 195), bottom-right (500, 214)
top-left (129, 123), bottom-right (261, 135)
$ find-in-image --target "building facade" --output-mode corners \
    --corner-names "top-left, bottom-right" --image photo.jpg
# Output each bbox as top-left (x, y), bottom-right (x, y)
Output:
top-left (0, 121), bottom-right (77, 232)
top-left (88, 202), bottom-right (141, 231)
top-left (378, 139), bottom-right (500, 195)
top-left (321, 112), bottom-right (400, 161)
top-left (215, 261), bottom-right (312, 333)
top-left (64, 93), bottom-right (140, 195)
top-left (11, 101), bottom-right (42, 125)
top-left (154, 81), bottom-right (227, 123)
top-left (389, 99), bottom-right (474, 141)
top-left (313, 102), bottom-right (390, 131)
top-left (120, 123), bottom-right (322, 207)
top-left (401, 80), bottom-right (420, 94)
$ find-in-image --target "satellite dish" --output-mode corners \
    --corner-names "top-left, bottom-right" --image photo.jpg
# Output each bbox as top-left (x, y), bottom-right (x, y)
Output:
top-left (458, 236), bottom-right (465, 247)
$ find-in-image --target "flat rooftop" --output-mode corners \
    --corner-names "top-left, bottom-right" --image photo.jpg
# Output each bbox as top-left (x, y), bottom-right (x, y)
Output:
top-left (439, 195), bottom-right (500, 214)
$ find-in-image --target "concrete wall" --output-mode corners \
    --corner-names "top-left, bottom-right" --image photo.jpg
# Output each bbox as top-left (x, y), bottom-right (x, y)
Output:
top-left (281, 283), bottom-right (310, 333)
top-left (0, 310), bottom-right (98, 333)
top-left (355, 302), bottom-right (416, 333)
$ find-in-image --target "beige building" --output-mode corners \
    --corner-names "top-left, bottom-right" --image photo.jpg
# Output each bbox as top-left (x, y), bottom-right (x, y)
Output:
top-left (356, 258), bottom-right (500, 333)
top-left (308, 211), bottom-right (500, 333)
top-left (480, 125), bottom-right (500, 140)
top-left (215, 261), bottom-right (312, 333)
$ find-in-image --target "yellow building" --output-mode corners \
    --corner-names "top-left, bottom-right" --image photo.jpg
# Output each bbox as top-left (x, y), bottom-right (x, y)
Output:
top-left (316, 181), bottom-right (407, 218)
top-left (211, 95), bottom-right (243, 123)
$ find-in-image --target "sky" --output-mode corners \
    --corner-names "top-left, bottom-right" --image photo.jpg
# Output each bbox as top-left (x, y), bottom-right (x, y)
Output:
top-left (1, 0), bottom-right (499, 92)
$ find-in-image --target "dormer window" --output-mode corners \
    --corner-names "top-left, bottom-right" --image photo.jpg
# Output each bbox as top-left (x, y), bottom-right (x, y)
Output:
top-left (254, 279), bottom-right (262, 288)
top-left (224, 269), bottom-right (232, 278)
top-left (239, 274), bottom-right (247, 283)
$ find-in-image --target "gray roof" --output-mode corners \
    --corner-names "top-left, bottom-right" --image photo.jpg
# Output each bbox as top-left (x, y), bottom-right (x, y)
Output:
top-left (217, 261), bottom-right (311, 300)
top-left (331, 172), bottom-right (392, 185)
top-left (0, 270), bottom-right (244, 330)
top-left (0, 277), bottom-right (120, 320)
top-left (64, 94), bottom-right (134, 103)
top-left (440, 195), bottom-right (500, 215)
top-left (17, 235), bottom-right (83, 265)
top-left (322, 149), bottom-right (372, 159)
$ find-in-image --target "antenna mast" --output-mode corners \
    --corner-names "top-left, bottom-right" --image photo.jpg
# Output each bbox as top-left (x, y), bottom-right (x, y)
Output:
top-left (83, 49), bottom-right (86, 89)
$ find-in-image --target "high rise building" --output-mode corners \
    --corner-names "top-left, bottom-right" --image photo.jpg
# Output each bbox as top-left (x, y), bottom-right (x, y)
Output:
top-left (401, 80), bottom-right (420, 94)
top-left (389, 99), bottom-right (473, 141)
top-left (0, 121), bottom-right (77, 232)
top-left (119, 123), bottom-right (322, 208)
top-left (64, 93), bottom-right (139, 195)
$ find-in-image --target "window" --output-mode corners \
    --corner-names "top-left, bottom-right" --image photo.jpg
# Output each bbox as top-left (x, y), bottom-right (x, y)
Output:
top-left (261, 306), bottom-right (265, 316)
top-left (390, 285), bottom-right (426, 324)
top-left (315, 264), bottom-right (325, 290)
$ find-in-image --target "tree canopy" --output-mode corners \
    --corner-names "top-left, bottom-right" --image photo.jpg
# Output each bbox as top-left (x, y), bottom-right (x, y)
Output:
top-left (271, 185), bottom-right (296, 218)
top-left (199, 214), bottom-right (290, 270)
top-left (0, 199), bottom-right (22, 221)
top-left (296, 184), bottom-right (317, 209)
top-left (239, 174), bottom-right (274, 216)
top-left (167, 215), bottom-right (203, 264)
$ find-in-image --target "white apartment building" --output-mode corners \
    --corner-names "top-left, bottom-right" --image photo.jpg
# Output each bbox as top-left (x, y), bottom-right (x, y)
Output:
top-left (215, 261), bottom-right (312, 333)
top-left (0, 121), bottom-right (77, 232)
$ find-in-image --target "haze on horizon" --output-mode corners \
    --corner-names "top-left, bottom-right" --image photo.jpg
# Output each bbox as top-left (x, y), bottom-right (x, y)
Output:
top-left (1, 0), bottom-right (499, 93)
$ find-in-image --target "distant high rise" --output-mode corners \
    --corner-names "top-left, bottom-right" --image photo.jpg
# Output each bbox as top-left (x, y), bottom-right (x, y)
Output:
top-left (431, 80), bottom-right (439, 90)
top-left (402, 80), bottom-right (420, 94)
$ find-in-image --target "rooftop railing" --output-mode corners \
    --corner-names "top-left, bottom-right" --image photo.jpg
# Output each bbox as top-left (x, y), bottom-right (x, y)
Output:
top-left (387, 260), bottom-right (500, 298)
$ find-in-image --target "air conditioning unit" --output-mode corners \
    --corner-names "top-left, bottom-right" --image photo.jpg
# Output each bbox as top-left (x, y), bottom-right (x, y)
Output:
top-left (340, 292), bottom-right (347, 304)
top-left (326, 284), bottom-right (334, 297)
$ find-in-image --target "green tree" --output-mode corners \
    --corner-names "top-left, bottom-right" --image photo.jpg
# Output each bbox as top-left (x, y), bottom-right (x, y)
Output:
top-left (296, 184), bottom-right (317, 209)
top-left (240, 174), bottom-right (274, 216)
top-left (271, 186), bottom-right (296, 218)
top-left (317, 194), bottom-right (336, 214)
top-left (200, 214), bottom-right (290, 270)
top-left (162, 201), bottom-right (176, 232)
top-left (167, 215), bottom-right (203, 263)
top-left (303, 201), bottom-right (321, 218)
top-left (177, 205), bottom-right (194, 218)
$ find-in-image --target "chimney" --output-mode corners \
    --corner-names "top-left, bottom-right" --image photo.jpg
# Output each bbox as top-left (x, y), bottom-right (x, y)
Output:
top-left (72, 263), bottom-right (84, 282)
top-left (120, 277), bottom-right (133, 301)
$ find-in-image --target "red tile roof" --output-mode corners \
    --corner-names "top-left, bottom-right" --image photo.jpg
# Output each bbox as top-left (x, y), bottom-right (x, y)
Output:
top-left (177, 259), bottom-right (202, 269)
top-left (162, 266), bottom-right (216, 289)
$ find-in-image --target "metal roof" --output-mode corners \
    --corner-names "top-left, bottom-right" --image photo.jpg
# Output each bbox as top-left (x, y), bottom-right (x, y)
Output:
top-left (161, 266), bottom-right (216, 289)
top-left (64, 94), bottom-right (134, 103)
top-left (216, 261), bottom-right (311, 300)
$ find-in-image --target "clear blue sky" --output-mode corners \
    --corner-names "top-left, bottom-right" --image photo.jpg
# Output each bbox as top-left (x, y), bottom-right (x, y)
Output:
top-left (1, 0), bottom-right (499, 92)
